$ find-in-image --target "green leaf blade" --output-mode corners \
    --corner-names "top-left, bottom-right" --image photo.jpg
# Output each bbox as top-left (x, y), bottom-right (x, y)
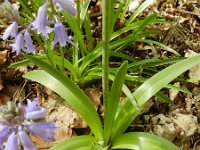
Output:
top-left (23, 55), bottom-right (103, 140)
top-left (50, 135), bottom-right (96, 150)
top-left (112, 132), bottom-right (180, 150)
top-left (113, 54), bottom-right (200, 138)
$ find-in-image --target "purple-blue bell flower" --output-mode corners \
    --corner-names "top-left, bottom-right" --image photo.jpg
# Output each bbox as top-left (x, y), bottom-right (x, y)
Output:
top-left (31, 3), bottom-right (53, 39)
top-left (25, 98), bottom-right (46, 120)
top-left (27, 122), bottom-right (57, 142)
top-left (4, 132), bottom-right (18, 150)
top-left (52, 22), bottom-right (75, 49)
top-left (2, 22), bottom-right (18, 40)
top-left (53, 0), bottom-right (77, 15)
top-left (24, 31), bottom-right (36, 54)
top-left (0, 125), bottom-right (11, 148)
top-left (10, 32), bottom-right (25, 55)
top-left (0, 99), bottom-right (57, 150)
top-left (58, 0), bottom-right (77, 15)
top-left (18, 130), bottom-right (37, 150)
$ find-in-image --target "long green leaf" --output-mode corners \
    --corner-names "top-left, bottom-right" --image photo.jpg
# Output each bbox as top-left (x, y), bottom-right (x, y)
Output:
top-left (136, 39), bottom-right (180, 56)
top-left (80, 0), bottom-right (90, 26)
top-left (112, 54), bottom-right (200, 138)
top-left (50, 135), bottom-right (96, 150)
top-left (23, 55), bottom-right (103, 140)
top-left (112, 132), bottom-right (180, 150)
top-left (104, 61), bottom-right (128, 143)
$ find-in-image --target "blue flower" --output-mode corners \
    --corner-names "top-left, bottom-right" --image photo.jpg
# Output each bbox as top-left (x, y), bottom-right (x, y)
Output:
top-left (10, 32), bottom-right (25, 55)
top-left (0, 99), bottom-right (57, 150)
top-left (18, 130), bottom-right (37, 150)
top-left (54, 0), bottom-right (77, 16)
top-left (27, 122), bottom-right (57, 142)
top-left (2, 22), bottom-right (18, 40)
top-left (4, 132), bottom-right (18, 150)
top-left (24, 31), bottom-right (36, 54)
top-left (52, 22), bottom-right (75, 49)
top-left (25, 98), bottom-right (46, 120)
top-left (31, 3), bottom-right (53, 39)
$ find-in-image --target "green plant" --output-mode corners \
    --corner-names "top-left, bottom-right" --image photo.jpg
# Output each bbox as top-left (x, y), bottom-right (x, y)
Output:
top-left (8, 0), bottom-right (180, 87)
top-left (21, 0), bottom-right (200, 150)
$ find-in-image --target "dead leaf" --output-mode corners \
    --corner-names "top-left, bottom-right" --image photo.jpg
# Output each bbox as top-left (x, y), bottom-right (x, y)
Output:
top-left (173, 113), bottom-right (197, 137)
top-left (169, 82), bottom-right (180, 101)
top-left (0, 50), bottom-right (8, 66)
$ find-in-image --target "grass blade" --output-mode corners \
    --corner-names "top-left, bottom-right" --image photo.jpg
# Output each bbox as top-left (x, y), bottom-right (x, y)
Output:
top-left (126, 0), bottom-right (155, 25)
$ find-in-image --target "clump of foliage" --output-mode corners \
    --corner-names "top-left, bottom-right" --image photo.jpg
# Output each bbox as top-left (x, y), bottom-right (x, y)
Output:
top-left (1, 0), bottom-right (200, 149)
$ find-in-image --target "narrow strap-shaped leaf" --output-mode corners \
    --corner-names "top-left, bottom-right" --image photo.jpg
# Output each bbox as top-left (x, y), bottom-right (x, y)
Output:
top-left (23, 55), bottom-right (103, 140)
top-left (112, 54), bottom-right (200, 138)
top-left (112, 132), bottom-right (180, 150)
top-left (126, 0), bottom-right (155, 25)
top-left (136, 39), bottom-right (180, 56)
top-left (104, 61), bottom-right (128, 143)
top-left (50, 135), bottom-right (96, 150)
top-left (80, 0), bottom-right (90, 26)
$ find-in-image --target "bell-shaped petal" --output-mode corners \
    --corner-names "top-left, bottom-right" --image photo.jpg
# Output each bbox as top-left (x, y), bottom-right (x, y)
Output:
top-left (27, 122), bottom-right (57, 142)
top-left (18, 130), bottom-right (37, 150)
top-left (31, 3), bottom-right (53, 39)
top-left (52, 22), bottom-right (74, 49)
top-left (25, 98), bottom-right (46, 120)
top-left (10, 32), bottom-right (25, 55)
top-left (24, 31), bottom-right (36, 54)
top-left (0, 125), bottom-right (11, 148)
top-left (5, 132), bottom-right (18, 150)
top-left (57, 0), bottom-right (77, 15)
top-left (2, 22), bottom-right (18, 40)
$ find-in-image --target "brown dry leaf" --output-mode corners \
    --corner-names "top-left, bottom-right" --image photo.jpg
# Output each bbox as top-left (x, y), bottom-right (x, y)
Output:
top-left (0, 74), bottom-right (3, 90)
top-left (173, 113), bottom-right (198, 137)
top-left (5, 84), bottom-right (25, 101)
top-left (85, 88), bottom-right (101, 110)
top-left (151, 114), bottom-right (176, 141)
top-left (0, 93), bottom-right (10, 105)
top-left (185, 50), bottom-right (200, 83)
top-left (33, 94), bottom-right (88, 149)
top-left (169, 82), bottom-right (180, 101)
top-left (0, 50), bottom-right (8, 66)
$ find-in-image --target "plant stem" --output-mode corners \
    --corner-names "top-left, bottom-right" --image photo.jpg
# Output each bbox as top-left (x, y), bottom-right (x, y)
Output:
top-left (76, 0), bottom-right (81, 28)
top-left (102, 0), bottom-right (112, 144)
top-left (60, 46), bottom-right (65, 73)
top-left (31, 32), bottom-right (55, 67)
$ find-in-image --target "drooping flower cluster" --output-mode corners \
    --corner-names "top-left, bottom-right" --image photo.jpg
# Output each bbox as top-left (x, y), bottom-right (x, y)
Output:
top-left (0, 98), bottom-right (57, 150)
top-left (1, 0), bottom-right (76, 55)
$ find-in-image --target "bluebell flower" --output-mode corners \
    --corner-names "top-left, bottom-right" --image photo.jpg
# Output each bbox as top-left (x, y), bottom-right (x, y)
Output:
top-left (0, 98), bottom-right (57, 150)
top-left (25, 98), bottom-right (46, 120)
top-left (10, 32), bottom-right (25, 55)
top-left (31, 3), bottom-right (53, 39)
top-left (27, 122), bottom-right (57, 142)
top-left (18, 130), bottom-right (37, 150)
top-left (2, 22), bottom-right (18, 40)
top-left (53, 0), bottom-right (77, 16)
top-left (52, 22), bottom-right (75, 49)
top-left (24, 31), bottom-right (36, 54)
top-left (2, 0), bottom-right (20, 22)
top-left (4, 132), bottom-right (18, 150)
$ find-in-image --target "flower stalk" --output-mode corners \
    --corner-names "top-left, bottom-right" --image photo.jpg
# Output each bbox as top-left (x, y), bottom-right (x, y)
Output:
top-left (102, 0), bottom-right (112, 144)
